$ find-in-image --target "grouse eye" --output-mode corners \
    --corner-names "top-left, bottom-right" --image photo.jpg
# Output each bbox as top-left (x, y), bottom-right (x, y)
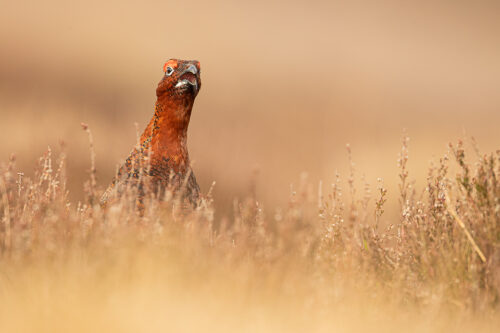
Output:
top-left (165, 66), bottom-right (174, 76)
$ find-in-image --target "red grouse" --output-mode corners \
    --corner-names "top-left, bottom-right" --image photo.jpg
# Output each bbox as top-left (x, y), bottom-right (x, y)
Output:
top-left (101, 59), bottom-right (202, 207)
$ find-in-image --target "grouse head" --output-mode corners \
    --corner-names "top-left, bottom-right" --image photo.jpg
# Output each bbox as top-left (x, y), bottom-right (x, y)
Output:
top-left (156, 59), bottom-right (201, 100)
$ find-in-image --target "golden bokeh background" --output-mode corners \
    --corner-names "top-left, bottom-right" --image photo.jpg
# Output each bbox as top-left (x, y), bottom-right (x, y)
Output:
top-left (1, 0), bottom-right (499, 215)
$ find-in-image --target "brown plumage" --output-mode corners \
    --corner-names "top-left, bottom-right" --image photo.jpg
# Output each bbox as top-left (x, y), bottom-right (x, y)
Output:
top-left (101, 59), bottom-right (202, 208)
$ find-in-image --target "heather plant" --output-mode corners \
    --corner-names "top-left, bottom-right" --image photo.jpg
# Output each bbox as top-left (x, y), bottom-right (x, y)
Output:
top-left (0, 130), bottom-right (498, 332)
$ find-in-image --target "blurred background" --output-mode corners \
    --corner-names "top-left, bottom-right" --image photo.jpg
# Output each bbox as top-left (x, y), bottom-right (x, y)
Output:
top-left (1, 0), bottom-right (499, 217)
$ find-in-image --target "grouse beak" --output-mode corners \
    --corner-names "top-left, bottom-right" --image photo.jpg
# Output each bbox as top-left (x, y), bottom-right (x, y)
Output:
top-left (176, 64), bottom-right (199, 94)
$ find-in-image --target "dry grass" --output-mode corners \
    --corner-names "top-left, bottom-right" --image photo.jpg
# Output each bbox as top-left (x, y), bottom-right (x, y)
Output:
top-left (0, 131), bottom-right (498, 332)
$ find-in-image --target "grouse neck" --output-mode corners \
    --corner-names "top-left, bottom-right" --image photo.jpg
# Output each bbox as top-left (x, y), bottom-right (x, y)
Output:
top-left (147, 99), bottom-right (193, 171)
top-left (156, 95), bottom-right (194, 132)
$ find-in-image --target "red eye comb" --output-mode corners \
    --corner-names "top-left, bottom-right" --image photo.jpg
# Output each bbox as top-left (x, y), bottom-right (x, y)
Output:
top-left (163, 60), bottom-right (178, 72)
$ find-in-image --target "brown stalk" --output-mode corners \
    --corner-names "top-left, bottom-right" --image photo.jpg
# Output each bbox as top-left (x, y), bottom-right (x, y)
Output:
top-left (0, 177), bottom-right (11, 252)
top-left (445, 192), bottom-right (486, 263)
top-left (81, 123), bottom-right (97, 201)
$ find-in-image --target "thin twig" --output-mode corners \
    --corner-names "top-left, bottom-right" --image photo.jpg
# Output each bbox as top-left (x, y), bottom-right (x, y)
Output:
top-left (445, 192), bottom-right (486, 263)
top-left (0, 178), bottom-right (11, 252)
top-left (81, 123), bottom-right (97, 200)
